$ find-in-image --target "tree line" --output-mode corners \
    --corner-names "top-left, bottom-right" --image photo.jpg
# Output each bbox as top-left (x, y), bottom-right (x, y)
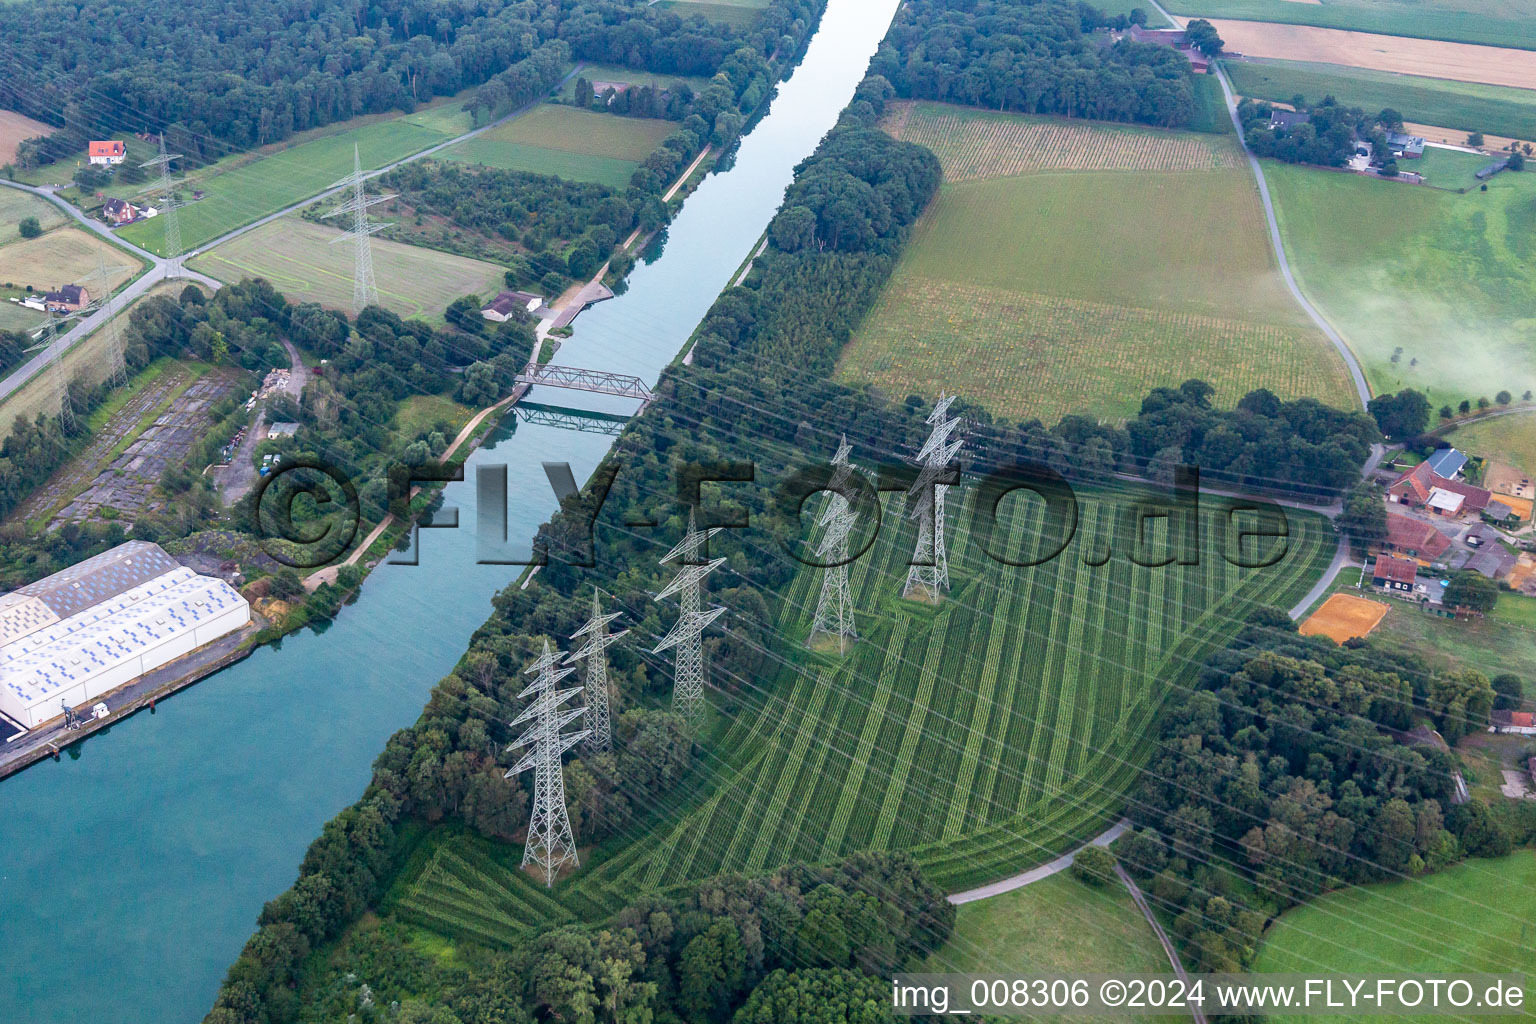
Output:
top-left (1118, 613), bottom-right (1534, 973)
top-left (0, 0), bottom-right (819, 168)
top-left (866, 0), bottom-right (1198, 128)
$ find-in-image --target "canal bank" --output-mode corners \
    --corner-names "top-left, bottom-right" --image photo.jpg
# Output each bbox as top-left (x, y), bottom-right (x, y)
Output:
top-left (0, 1), bottom-right (901, 1020)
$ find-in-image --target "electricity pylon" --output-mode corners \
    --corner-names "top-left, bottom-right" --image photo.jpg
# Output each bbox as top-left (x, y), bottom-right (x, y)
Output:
top-left (904, 395), bottom-right (964, 602)
top-left (139, 134), bottom-right (185, 259)
top-left (505, 640), bottom-right (590, 887)
top-left (566, 587), bottom-right (627, 755)
top-left (652, 510), bottom-right (726, 723)
top-left (323, 145), bottom-right (395, 315)
top-left (41, 314), bottom-right (75, 431)
top-left (809, 435), bottom-right (859, 652)
top-left (82, 253), bottom-right (134, 387)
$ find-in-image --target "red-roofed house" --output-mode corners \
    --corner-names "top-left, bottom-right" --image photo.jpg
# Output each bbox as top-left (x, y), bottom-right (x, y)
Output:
top-left (1383, 513), bottom-right (1450, 561)
top-left (1490, 710), bottom-right (1536, 735)
top-left (1371, 554), bottom-right (1418, 592)
top-left (88, 141), bottom-right (127, 166)
top-left (1389, 462), bottom-right (1491, 515)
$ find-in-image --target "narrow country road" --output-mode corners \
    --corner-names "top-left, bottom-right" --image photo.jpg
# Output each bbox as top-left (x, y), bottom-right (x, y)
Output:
top-left (947, 819), bottom-right (1131, 904)
top-left (1116, 864), bottom-right (1210, 1024)
top-left (0, 64), bottom-right (587, 406)
top-left (1143, 0), bottom-right (1371, 412)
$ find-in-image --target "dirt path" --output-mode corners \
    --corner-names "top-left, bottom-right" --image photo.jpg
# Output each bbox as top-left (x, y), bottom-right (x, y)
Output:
top-left (1116, 865), bottom-right (1208, 1024)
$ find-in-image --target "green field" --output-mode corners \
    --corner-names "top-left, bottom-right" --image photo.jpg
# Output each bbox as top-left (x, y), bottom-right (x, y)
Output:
top-left (0, 189), bottom-right (67, 241)
top-left (118, 110), bottom-right (473, 257)
top-left (441, 104), bottom-right (673, 187)
top-left (1412, 145), bottom-right (1504, 190)
top-left (1165, 0), bottom-right (1536, 51)
top-left (1255, 852), bottom-right (1536, 1023)
top-left (187, 216), bottom-right (506, 323)
top-left (1227, 59), bottom-right (1536, 142)
top-left (390, 487), bottom-right (1335, 946)
top-left (928, 873), bottom-right (1168, 1024)
top-left (559, 63), bottom-right (715, 103)
top-left (1092, 0), bottom-right (1174, 26)
top-left (1447, 411), bottom-right (1536, 477)
top-left (838, 118), bottom-right (1356, 423)
top-left (1266, 160), bottom-right (1536, 409)
top-left (652, 0), bottom-right (768, 29)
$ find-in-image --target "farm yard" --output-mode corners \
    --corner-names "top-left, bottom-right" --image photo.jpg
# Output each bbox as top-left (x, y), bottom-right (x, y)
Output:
top-left (838, 120), bottom-right (1356, 422)
top-left (1164, 0), bottom-right (1536, 52)
top-left (117, 110), bottom-right (473, 256)
top-left (188, 217), bottom-right (506, 323)
top-left (1207, 21), bottom-right (1536, 90)
top-left (1265, 160), bottom-right (1536, 409)
top-left (1254, 852), bottom-right (1536, 1023)
top-left (439, 104), bottom-right (673, 187)
top-left (0, 109), bottom-right (53, 164)
top-left (881, 102), bottom-right (1243, 181)
top-left (388, 487), bottom-right (1336, 945)
top-left (1226, 59), bottom-right (1536, 142)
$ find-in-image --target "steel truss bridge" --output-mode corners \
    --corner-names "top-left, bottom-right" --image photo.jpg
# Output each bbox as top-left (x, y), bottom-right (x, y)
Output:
top-left (515, 364), bottom-right (652, 402)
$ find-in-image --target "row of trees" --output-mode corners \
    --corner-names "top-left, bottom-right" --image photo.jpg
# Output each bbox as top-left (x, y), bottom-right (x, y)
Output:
top-left (2, 0), bottom-right (812, 166)
top-left (1122, 614), bottom-right (1534, 973)
top-left (867, 0), bottom-right (1198, 127)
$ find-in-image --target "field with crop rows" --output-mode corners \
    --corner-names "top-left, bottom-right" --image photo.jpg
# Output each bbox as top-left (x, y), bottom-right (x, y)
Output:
top-left (441, 105), bottom-right (673, 187)
top-left (837, 165), bottom-right (1355, 422)
top-left (1163, 0), bottom-right (1536, 51)
top-left (391, 487), bottom-right (1335, 943)
top-left (883, 102), bottom-right (1244, 181)
top-left (0, 227), bottom-right (138, 295)
top-left (188, 217), bottom-right (505, 323)
top-left (1227, 59), bottom-right (1536, 142)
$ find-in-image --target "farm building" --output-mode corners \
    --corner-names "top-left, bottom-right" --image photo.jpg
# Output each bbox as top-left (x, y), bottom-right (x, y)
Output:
top-left (1477, 160), bottom-right (1508, 180)
top-left (1389, 462), bottom-right (1491, 515)
top-left (101, 198), bottom-right (144, 226)
top-left (0, 542), bottom-right (249, 729)
top-left (1385, 131), bottom-right (1425, 159)
top-left (481, 289), bottom-right (550, 322)
top-left (88, 140), bottom-right (126, 165)
top-left (1490, 710), bottom-right (1536, 735)
top-left (42, 284), bottom-right (89, 314)
top-left (1270, 110), bottom-right (1310, 130)
top-left (1466, 547), bottom-right (1517, 580)
top-left (1372, 554), bottom-right (1418, 592)
top-left (1484, 500), bottom-right (1517, 525)
top-left (1424, 447), bottom-right (1467, 478)
top-left (1383, 513), bottom-right (1451, 561)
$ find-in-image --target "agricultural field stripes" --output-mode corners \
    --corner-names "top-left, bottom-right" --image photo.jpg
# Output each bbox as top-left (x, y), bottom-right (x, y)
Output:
top-left (389, 488), bottom-right (1335, 942)
top-left (838, 278), bottom-right (1359, 423)
top-left (881, 102), bottom-right (1244, 181)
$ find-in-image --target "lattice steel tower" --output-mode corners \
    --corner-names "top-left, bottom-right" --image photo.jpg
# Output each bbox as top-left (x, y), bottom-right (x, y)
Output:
top-left (323, 145), bottom-right (395, 315)
top-left (904, 395), bottom-right (964, 601)
top-left (566, 587), bottom-right (627, 755)
top-left (42, 315), bottom-right (75, 431)
top-left (140, 134), bottom-right (185, 259)
top-left (505, 640), bottom-right (590, 887)
top-left (652, 510), bottom-right (726, 723)
top-left (809, 435), bottom-right (859, 652)
top-left (89, 250), bottom-right (133, 387)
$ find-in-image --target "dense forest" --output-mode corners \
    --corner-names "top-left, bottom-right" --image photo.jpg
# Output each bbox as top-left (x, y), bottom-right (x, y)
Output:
top-left (0, 328), bottom-right (25, 380)
top-left (1119, 613), bottom-right (1535, 972)
top-left (0, 0), bottom-right (821, 166)
top-left (867, 0), bottom-right (1197, 127)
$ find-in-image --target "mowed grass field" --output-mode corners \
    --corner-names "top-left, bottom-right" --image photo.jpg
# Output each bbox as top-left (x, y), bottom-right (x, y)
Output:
top-left (1255, 852), bottom-right (1536, 1024)
top-left (1447, 411), bottom-right (1536, 477)
top-left (559, 63), bottom-right (715, 103)
top-left (441, 104), bottom-right (672, 187)
top-left (1227, 59), bottom-right (1536, 141)
top-left (927, 873), bottom-right (1167, 1024)
top-left (1266, 160), bottom-right (1536, 409)
top-left (0, 226), bottom-right (138, 295)
top-left (188, 217), bottom-right (505, 323)
top-left (1164, 0), bottom-right (1536, 52)
top-left (652, 0), bottom-right (768, 29)
top-left (839, 106), bottom-right (1356, 422)
top-left (0, 189), bottom-right (67, 242)
top-left (390, 488), bottom-right (1335, 946)
top-left (118, 112), bottom-right (473, 257)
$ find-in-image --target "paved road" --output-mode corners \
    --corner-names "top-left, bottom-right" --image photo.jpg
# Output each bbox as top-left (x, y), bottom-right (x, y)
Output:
top-left (0, 64), bottom-right (587, 407)
top-left (947, 819), bottom-right (1130, 904)
top-left (1143, 0), bottom-right (1371, 412)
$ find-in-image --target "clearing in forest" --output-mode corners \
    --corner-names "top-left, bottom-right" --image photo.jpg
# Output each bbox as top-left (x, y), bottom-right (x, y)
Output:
top-left (188, 217), bottom-right (506, 324)
top-left (1299, 592), bottom-right (1390, 644)
top-left (837, 161), bottom-right (1356, 423)
top-left (1206, 21), bottom-right (1536, 90)
top-left (389, 488), bottom-right (1335, 947)
top-left (882, 102), bottom-right (1243, 181)
top-left (441, 105), bottom-right (673, 188)
top-left (1265, 161), bottom-right (1536, 409)
top-left (0, 110), bottom-right (54, 165)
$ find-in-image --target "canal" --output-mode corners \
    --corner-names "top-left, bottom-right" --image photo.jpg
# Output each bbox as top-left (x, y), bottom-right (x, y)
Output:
top-left (0, 0), bottom-right (899, 1019)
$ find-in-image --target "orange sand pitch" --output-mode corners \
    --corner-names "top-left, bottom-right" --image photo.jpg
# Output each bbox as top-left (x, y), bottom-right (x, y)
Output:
top-left (1211, 21), bottom-right (1536, 91)
top-left (1300, 592), bottom-right (1390, 644)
